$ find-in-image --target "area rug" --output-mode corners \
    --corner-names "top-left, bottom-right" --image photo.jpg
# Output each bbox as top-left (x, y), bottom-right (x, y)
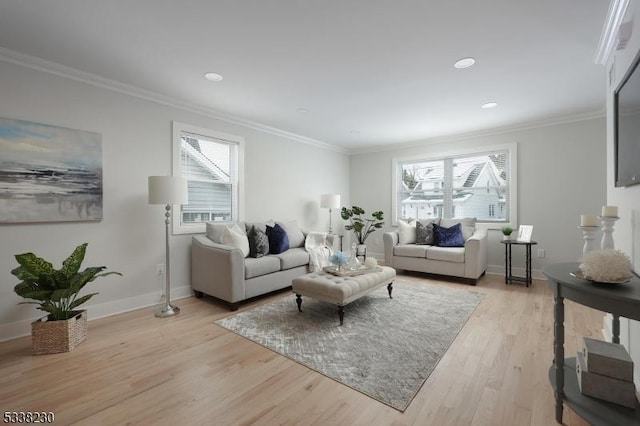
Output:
top-left (215, 280), bottom-right (484, 412)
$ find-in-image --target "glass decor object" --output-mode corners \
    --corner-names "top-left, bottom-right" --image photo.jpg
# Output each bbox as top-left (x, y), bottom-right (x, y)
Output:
top-left (347, 243), bottom-right (361, 270)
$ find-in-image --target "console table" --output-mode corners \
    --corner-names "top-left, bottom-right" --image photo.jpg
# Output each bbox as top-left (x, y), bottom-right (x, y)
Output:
top-left (501, 240), bottom-right (537, 286)
top-left (543, 262), bottom-right (640, 425)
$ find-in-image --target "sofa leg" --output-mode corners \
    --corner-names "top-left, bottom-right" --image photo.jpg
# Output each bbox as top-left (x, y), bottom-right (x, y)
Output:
top-left (193, 290), bottom-right (204, 299)
top-left (387, 282), bottom-right (393, 299)
top-left (338, 305), bottom-right (344, 326)
top-left (228, 302), bottom-right (239, 311)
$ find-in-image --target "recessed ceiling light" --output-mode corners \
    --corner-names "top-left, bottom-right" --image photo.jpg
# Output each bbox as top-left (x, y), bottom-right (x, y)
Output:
top-left (454, 57), bottom-right (476, 69)
top-left (350, 130), bottom-right (360, 135)
top-left (204, 72), bottom-right (223, 82)
top-left (297, 108), bottom-right (308, 113)
top-left (481, 102), bottom-right (498, 109)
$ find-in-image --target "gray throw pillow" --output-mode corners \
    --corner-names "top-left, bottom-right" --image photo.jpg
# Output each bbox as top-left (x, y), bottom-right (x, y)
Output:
top-left (416, 219), bottom-right (436, 245)
top-left (248, 225), bottom-right (269, 258)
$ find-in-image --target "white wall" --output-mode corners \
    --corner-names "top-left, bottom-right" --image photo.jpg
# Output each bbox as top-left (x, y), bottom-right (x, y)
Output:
top-left (605, 0), bottom-right (640, 386)
top-left (349, 117), bottom-right (606, 276)
top-left (0, 59), bottom-right (350, 341)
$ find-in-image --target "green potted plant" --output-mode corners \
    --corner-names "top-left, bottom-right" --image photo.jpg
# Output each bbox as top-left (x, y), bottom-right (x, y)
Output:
top-left (341, 206), bottom-right (384, 258)
top-left (501, 226), bottom-right (513, 241)
top-left (12, 243), bottom-right (121, 354)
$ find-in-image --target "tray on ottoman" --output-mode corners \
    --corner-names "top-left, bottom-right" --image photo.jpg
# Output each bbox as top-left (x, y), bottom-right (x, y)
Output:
top-left (322, 265), bottom-right (383, 277)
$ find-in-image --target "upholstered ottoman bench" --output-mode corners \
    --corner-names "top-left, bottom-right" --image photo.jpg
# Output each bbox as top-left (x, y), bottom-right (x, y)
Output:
top-left (291, 266), bottom-right (396, 325)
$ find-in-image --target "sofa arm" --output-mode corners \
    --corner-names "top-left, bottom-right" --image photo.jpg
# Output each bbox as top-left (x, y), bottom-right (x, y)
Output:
top-left (383, 231), bottom-right (399, 268)
top-left (191, 235), bottom-right (246, 303)
top-left (464, 228), bottom-right (488, 279)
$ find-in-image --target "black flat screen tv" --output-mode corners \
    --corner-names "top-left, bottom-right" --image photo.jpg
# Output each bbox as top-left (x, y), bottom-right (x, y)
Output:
top-left (614, 52), bottom-right (640, 187)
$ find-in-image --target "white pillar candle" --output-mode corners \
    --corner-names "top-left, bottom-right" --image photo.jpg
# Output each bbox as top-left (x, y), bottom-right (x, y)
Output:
top-left (601, 205), bottom-right (618, 217)
top-left (581, 214), bottom-right (598, 227)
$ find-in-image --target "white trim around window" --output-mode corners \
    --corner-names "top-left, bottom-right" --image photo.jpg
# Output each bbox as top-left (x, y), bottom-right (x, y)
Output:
top-left (391, 142), bottom-right (517, 230)
top-left (171, 121), bottom-right (245, 235)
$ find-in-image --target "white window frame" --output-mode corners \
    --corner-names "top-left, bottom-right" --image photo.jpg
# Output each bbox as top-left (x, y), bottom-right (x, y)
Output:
top-left (172, 121), bottom-right (245, 235)
top-left (391, 142), bottom-right (517, 230)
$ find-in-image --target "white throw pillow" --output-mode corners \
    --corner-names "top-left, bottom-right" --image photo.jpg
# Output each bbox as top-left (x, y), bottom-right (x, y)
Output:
top-left (206, 221), bottom-right (244, 244)
top-left (221, 224), bottom-right (250, 257)
top-left (397, 219), bottom-right (417, 245)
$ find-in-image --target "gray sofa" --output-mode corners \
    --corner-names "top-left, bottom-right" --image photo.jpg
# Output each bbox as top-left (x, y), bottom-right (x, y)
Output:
top-left (383, 217), bottom-right (488, 285)
top-left (191, 220), bottom-right (311, 310)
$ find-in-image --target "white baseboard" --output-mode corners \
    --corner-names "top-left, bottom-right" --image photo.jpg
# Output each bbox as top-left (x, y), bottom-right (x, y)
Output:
top-left (376, 261), bottom-right (544, 281)
top-left (0, 285), bottom-right (193, 342)
top-left (485, 264), bottom-right (545, 281)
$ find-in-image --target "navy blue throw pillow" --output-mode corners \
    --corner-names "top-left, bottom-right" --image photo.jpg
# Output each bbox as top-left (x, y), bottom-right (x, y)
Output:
top-left (433, 222), bottom-right (465, 247)
top-left (266, 223), bottom-right (290, 254)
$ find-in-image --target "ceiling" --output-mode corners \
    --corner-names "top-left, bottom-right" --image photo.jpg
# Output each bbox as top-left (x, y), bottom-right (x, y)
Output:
top-left (0, 1), bottom-right (610, 151)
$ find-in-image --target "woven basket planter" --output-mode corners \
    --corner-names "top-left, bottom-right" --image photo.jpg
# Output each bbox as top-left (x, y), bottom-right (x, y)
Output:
top-left (31, 310), bottom-right (88, 355)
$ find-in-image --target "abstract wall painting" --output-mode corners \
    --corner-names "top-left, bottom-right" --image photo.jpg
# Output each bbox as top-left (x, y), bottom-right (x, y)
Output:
top-left (0, 117), bottom-right (103, 223)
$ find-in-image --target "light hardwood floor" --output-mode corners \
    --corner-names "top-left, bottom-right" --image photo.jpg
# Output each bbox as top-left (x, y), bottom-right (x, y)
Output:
top-left (0, 272), bottom-right (604, 426)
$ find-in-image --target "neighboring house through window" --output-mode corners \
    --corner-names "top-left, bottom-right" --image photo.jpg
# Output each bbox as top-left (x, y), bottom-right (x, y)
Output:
top-left (392, 143), bottom-right (517, 229)
top-left (172, 121), bottom-right (244, 234)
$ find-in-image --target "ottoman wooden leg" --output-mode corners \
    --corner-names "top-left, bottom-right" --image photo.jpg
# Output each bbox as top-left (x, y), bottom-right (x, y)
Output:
top-left (387, 282), bottom-right (393, 299)
top-left (338, 305), bottom-right (344, 326)
top-left (296, 294), bottom-right (303, 312)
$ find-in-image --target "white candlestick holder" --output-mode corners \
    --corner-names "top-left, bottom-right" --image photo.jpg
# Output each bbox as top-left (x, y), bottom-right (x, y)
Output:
top-left (599, 216), bottom-right (619, 250)
top-left (579, 226), bottom-right (599, 257)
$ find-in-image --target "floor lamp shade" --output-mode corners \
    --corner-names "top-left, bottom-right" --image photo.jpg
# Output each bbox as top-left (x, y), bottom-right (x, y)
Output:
top-left (148, 176), bottom-right (188, 205)
top-left (320, 194), bottom-right (341, 209)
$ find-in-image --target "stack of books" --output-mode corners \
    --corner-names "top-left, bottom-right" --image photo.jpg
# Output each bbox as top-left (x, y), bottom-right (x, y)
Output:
top-left (576, 337), bottom-right (637, 408)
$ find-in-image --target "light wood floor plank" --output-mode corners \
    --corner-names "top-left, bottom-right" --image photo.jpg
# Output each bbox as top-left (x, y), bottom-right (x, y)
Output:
top-left (0, 272), bottom-right (604, 425)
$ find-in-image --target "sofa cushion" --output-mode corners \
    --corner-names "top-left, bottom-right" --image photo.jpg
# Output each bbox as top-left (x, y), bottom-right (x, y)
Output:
top-left (247, 225), bottom-right (269, 258)
top-left (277, 220), bottom-right (305, 248)
top-left (273, 247), bottom-right (310, 270)
top-left (244, 256), bottom-right (281, 279)
top-left (426, 246), bottom-right (465, 263)
top-left (220, 224), bottom-right (250, 257)
top-left (440, 217), bottom-right (476, 241)
top-left (394, 244), bottom-right (428, 258)
top-left (416, 219), bottom-right (437, 245)
top-left (433, 223), bottom-right (465, 247)
top-left (397, 219), bottom-right (416, 244)
top-left (266, 223), bottom-right (290, 254)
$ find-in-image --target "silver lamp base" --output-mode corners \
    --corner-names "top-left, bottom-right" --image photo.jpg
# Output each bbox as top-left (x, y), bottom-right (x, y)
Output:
top-left (155, 304), bottom-right (180, 318)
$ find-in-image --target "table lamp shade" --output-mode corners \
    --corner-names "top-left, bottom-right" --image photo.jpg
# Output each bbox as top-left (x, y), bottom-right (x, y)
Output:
top-left (148, 176), bottom-right (188, 205)
top-left (320, 194), bottom-right (341, 209)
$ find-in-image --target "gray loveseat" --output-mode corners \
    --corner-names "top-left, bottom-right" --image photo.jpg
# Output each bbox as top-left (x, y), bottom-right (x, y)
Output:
top-left (383, 217), bottom-right (488, 285)
top-left (191, 220), bottom-right (311, 310)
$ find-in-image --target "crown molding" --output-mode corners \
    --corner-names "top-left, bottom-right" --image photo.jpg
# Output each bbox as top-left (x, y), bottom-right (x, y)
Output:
top-left (0, 47), bottom-right (347, 154)
top-left (349, 109), bottom-right (606, 155)
top-left (0, 46), bottom-right (605, 157)
top-left (594, 0), bottom-right (631, 65)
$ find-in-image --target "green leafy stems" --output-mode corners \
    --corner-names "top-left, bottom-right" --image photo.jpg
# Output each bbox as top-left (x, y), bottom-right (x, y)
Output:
top-left (340, 206), bottom-right (385, 245)
top-left (12, 243), bottom-right (122, 321)
top-left (501, 226), bottom-right (513, 236)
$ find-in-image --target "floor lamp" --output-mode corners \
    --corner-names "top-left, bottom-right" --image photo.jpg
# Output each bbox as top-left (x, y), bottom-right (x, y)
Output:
top-left (148, 176), bottom-right (188, 318)
top-left (320, 194), bottom-right (341, 234)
